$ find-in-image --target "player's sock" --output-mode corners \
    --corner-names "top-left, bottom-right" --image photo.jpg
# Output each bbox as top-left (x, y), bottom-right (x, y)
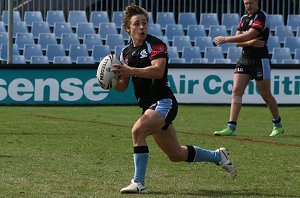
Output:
top-left (227, 121), bottom-right (237, 131)
top-left (272, 117), bottom-right (282, 128)
top-left (186, 145), bottom-right (221, 163)
top-left (133, 146), bottom-right (149, 186)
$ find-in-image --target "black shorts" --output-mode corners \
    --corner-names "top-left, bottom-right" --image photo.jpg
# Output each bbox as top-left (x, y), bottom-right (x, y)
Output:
top-left (142, 98), bottom-right (178, 130)
top-left (235, 56), bottom-right (271, 80)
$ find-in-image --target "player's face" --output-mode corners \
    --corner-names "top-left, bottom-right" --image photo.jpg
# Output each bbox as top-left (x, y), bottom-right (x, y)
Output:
top-left (126, 14), bottom-right (148, 46)
top-left (243, 0), bottom-right (258, 16)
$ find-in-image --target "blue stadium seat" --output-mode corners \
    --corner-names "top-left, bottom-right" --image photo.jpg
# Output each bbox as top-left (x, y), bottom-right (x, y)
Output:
top-left (46, 10), bottom-right (66, 28)
top-left (106, 34), bottom-right (125, 51)
top-left (165, 24), bottom-right (184, 42)
top-left (295, 49), bottom-right (300, 60)
top-left (2, 11), bottom-right (21, 26)
top-left (182, 46), bottom-right (201, 63)
top-left (23, 44), bottom-right (43, 62)
top-left (287, 15), bottom-right (300, 32)
top-left (219, 42), bottom-right (236, 54)
top-left (98, 23), bottom-right (118, 40)
top-left (13, 55), bottom-right (26, 64)
top-left (214, 58), bottom-right (231, 64)
top-left (13, 21), bottom-right (28, 38)
top-left (0, 22), bottom-right (6, 32)
top-left (268, 14), bottom-right (285, 32)
top-left (172, 36), bottom-right (192, 53)
top-left (194, 36), bottom-right (213, 53)
top-left (200, 13), bottom-right (219, 30)
top-left (227, 47), bottom-right (242, 63)
top-left (204, 46), bottom-right (224, 63)
top-left (60, 33), bottom-right (80, 52)
top-left (15, 32), bottom-right (35, 51)
top-left (208, 25), bottom-right (228, 39)
top-left (178, 12), bottom-right (197, 30)
top-left (76, 56), bottom-right (95, 64)
top-left (267, 36), bottom-right (280, 54)
top-left (282, 59), bottom-right (299, 64)
top-left (92, 45), bottom-right (111, 62)
top-left (230, 25), bottom-right (238, 36)
top-left (68, 10), bottom-right (88, 28)
top-left (283, 37), bottom-right (300, 55)
top-left (147, 12), bottom-right (154, 24)
top-left (167, 46), bottom-right (179, 59)
top-left (90, 11), bottom-right (110, 29)
top-left (148, 24), bottom-right (163, 37)
top-left (83, 34), bottom-right (102, 51)
top-left (112, 11), bottom-right (124, 29)
top-left (53, 22), bottom-right (73, 39)
top-left (53, 56), bottom-right (72, 64)
top-left (24, 11), bottom-right (43, 27)
top-left (272, 47), bottom-right (292, 63)
top-left (187, 25), bottom-right (206, 43)
top-left (158, 36), bottom-right (170, 47)
top-left (274, 26), bottom-right (294, 44)
top-left (169, 58), bottom-right (186, 63)
top-left (114, 45), bottom-right (125, 58)
top-left (120, 27), bottom-right (130, 42)
top-left (191, 58), bottom-right (208, 63)
top-left (156, 12), bottom-right (176, 30)
top-left (38, 33), bottom-right (57, 51)
top-left (0, 44), bottom-right (19, 61)
top-left (69, 44), bottom-right (89, 62)
top-left (222, 13), bottom-right (240, 31)
top-left (30, 56), bottom-right (49, 64)
top-left (46, 44), bottom-right (66, 62)
top-left (31, 21), bottom-right (51, 39)
top-left (76, 22), bottom-right (96, 39)
top-left (0, 32), bottom-right (8, 45)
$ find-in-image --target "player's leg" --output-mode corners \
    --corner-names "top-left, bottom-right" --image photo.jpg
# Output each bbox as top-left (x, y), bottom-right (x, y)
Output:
top-left (214, 73), bottom-right (250, 136)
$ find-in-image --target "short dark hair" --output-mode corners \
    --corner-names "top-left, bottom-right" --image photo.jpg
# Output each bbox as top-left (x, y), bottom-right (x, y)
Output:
top-left (122, 5), bottom-right (149, 33)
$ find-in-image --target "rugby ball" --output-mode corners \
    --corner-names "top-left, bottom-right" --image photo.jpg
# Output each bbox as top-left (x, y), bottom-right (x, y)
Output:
top-left (96, 54), bottom-right (120, 90)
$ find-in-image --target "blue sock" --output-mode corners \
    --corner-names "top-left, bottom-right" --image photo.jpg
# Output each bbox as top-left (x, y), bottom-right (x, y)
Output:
top-left (193, 146), bottom-right (221, 163)
top-left (272, 117), bottom-right (282, 128)
top-left (227, 121), bottom-right (237, 131)
top-left (133, 146), bottom-right (149, 185)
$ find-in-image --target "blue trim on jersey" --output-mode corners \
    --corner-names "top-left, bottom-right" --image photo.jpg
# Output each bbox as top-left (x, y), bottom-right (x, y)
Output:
top-left (150, 99), bottom-right (172, 118)
top-left (262, 58), bottom-right (271, 80)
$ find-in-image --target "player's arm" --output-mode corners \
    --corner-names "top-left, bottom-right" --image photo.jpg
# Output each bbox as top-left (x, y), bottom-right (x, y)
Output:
top-left (214, 28), bottom-right (259, 45)
top-left (235, 31), bottom-right (265, 47)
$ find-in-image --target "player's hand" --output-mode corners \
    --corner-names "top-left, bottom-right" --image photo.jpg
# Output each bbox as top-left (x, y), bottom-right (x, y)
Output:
top-left (213, 36), bottom-right (226, 45)
top-left (250, 38), bottom-right (265, 47)
top-left (112, 63), bottom-right (132, 78)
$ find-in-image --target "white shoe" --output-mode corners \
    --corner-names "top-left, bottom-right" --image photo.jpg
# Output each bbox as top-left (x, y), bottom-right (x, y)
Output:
top-left (217, 147), bottom-right (237, 179)
top-left (120, 179), bottom-right (148, 194)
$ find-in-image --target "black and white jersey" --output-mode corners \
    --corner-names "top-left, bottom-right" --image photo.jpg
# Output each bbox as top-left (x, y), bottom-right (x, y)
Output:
top-left (120, 34), bottom-right (176, 107)
top-left (237, 9), bottom-right (270, 58)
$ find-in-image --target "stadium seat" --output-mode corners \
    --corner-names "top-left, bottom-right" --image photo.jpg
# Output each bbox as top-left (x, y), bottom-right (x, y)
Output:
top-left (15, 32), bottom-right (35, 51)
top-left (230, 25), bottom-right (238, 36)
top-left (114, 45), bottom-right (125, 58)
top-left (90, 11), bottom-right (110, 29)
top-left (194, 36), bottom-right (213, 53)
top-left (283, 37), bottom-right (300, 55)
top-left (274, 26), bottom-right (294, 44)
top-left (169, 58), bottom-right (186, 63)
top-left (147, 12), bottom-right (154, 24)
top-left (200, 13), bottom-right (219, 30)
top-left (46, 44), bottom-right (66, 62)
top-left (53, 56), bottom-right (72, 64)
top-left (69, 44), bottom-right (89, 62)
top-left (182, 46), bottom-right (201, 63)
top-left (222, 13), bottom-right (240, 31)
top-left (165, 24), bottom-right (184, 42)
top-left (148, 24), bottom-right (163, 37)
top-left (24, 11), bottom-right (43, 27)
top-left (38, 33), bottom-right (57, 51)
top-left (60, 33), bottom-right (80, 52)
top-left (98, 23), bottom-right (118, 40)
top-left (1, 11), bottom-right (21, 26)
top-left (0, 22), bottom-right (6, 32)
top-left (178, 12), bottom-right (197, 30)
top-left (68, 10), bottom-right (88, 28)
top-left (13, 55), bottom-right (26, 64)
top-left (267, 36), bottom-right (281, 54)
top-left (272, 47), bottom-right (292, 63)
top-left (30, 56), bottom-right (49, 64)
top-left (92, 45), bottom-right (111, 62)
top-left (227, 47), bottom-right (242, 63)
top-left (219, 42), bottom-right (236, 54)
top-left (106, 34), bottom-right (125, 51)
top-left (13, 21), bottom-right (28, 38)
top-left (297, 27), bottom-right (300, 37)
top-left (76, 22), bottom-right (96, 39)
top-left (31, 21), bottom-right (51, 39)
top-left (23, 44), bottom-right (43, 62)
top-left (53, 22), bottom-right (73, 39)
top-left (158, 36), bottom-right (170, 47)
top-left (187, 25), bottom-right (206, 43)
top-left (282, 59), bottom-right (299, 64)
top-left (112, 11), bottom-right (124, 29)
top-left (287, 15), bottom-right (300, 32)
top-left (156, 12), bottom-right (176, 30)
top-left (120, 27), bottom-right (130, 42)
top-left (172, 36), bottom-right (192, 53)
top-left (83, 34), bottom-right (102, 51)
top-left (0, 32), bottom-right (8, 45)
top-left (167, 46), bottom-right (179, 59)
top-left (204, 46), bottom-right (224, 63)
top-left (295, 49), bottom-right (300, 60)
top-left (46, 10), bottom-right (66, 28)
top-left (76, 56), bottom-right (95, 64)
top-left (268, 14), bottom-right (285, 31)
top-left (0, 44), bottom-right (19, 61)
top-left (191, 58), bottom-right (208, 63)
top-left (208, 25), bottom-right (228, 39)
top-left (214, 58), bottom-right (232, 64)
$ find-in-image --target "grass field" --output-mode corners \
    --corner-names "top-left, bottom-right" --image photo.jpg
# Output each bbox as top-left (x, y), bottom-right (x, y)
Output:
top-left (0, 105), bottom-right (300, 198)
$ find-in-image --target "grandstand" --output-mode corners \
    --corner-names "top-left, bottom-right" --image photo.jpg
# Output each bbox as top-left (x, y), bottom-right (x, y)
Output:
top-left (0, 0), bottom-right (300, 64)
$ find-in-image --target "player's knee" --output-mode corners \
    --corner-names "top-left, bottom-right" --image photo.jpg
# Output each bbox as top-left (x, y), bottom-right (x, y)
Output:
top-left (131, 127), bottom-right (146, 140)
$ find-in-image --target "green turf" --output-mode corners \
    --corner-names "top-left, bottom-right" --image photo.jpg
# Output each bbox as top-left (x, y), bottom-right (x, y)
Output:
top-left (0, 105), bottom-right (299, 197)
